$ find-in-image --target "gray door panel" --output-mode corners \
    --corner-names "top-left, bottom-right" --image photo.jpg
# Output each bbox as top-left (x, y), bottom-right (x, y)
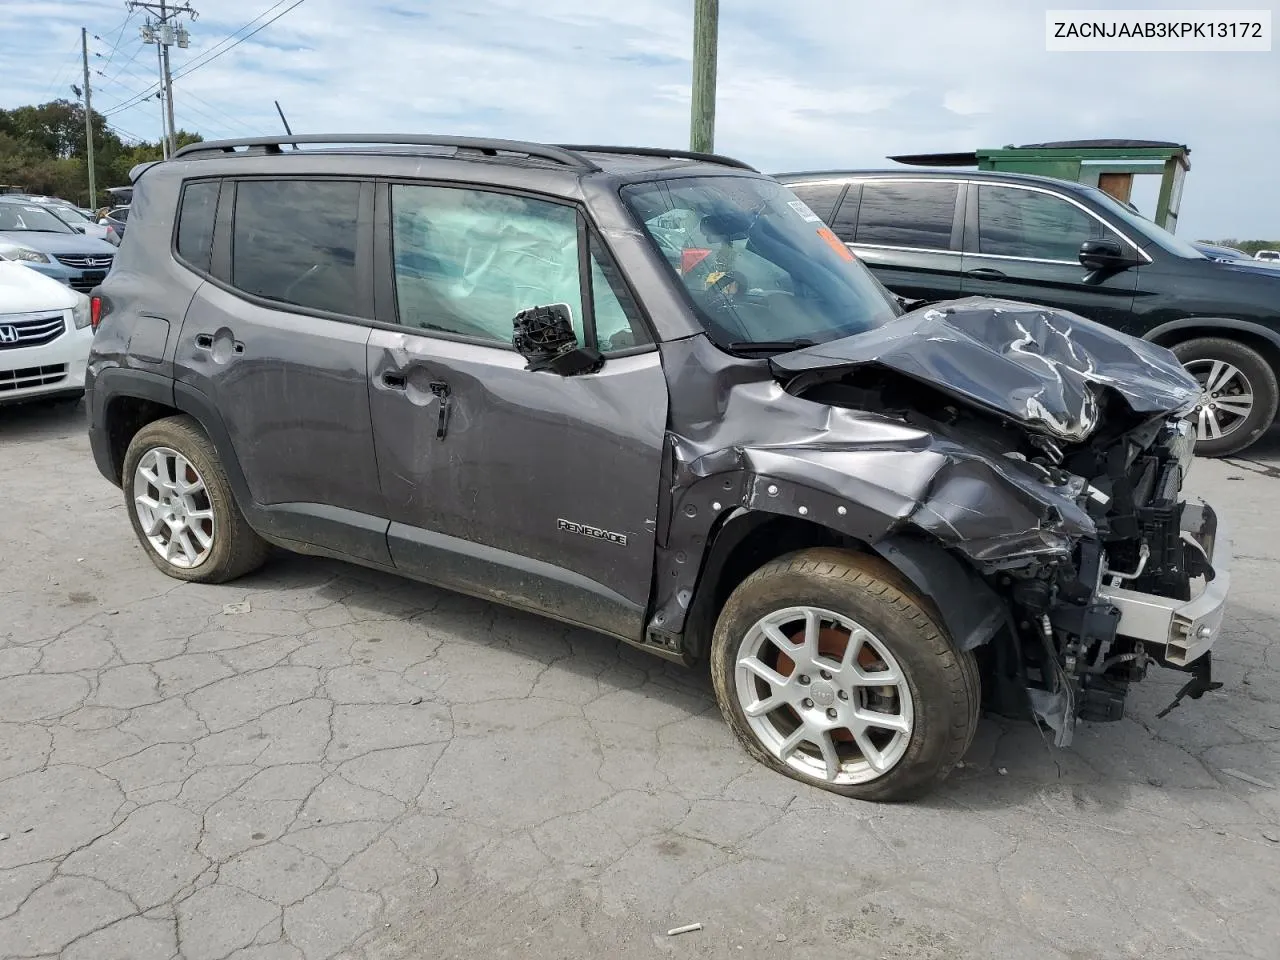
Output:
top-left (175, 282), bottom-right (390, 563)
top-left (960, 255), bottom-right (1138, 328)
top-left (368, 330), bottom-right (668, 639)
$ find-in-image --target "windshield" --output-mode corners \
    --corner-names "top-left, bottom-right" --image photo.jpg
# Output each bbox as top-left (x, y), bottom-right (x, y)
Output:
top-left (50, 204), bottom-right (92, 223)
top-left (1080, 186), bottom-right (1205, 259)
top-left (621, 176), bottom-right (899, 349)
top-left (0, 203), bottom-right (75, 234)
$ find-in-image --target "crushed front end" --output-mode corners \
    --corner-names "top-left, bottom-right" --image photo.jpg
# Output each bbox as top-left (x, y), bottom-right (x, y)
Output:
top-left (768, 299), bottom-right (1232, 744)
top-left (987, 415), bottom-right (1230, 742)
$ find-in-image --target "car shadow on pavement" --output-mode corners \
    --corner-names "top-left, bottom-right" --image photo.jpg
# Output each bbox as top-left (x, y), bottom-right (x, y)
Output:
top-left (0, 397), bottom-right (86, 439)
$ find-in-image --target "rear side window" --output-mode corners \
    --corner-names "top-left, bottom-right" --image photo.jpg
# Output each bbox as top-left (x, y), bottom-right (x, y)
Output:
top-left (784, 182), bottom-right (845, 223)
top-left (175, 180), bottom-right (220, 272)
top-left (854, 181), bottom-right (958, 251)
top-left (230, 179), bottom-right (361, 316)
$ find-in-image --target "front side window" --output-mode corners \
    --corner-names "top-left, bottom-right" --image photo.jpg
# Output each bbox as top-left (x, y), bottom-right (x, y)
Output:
top-left (854, 181), bottom-right (958, 250)
top-left (622, 176), bottom-right (899, 350)
top-left (977, 185), bottom-right (1119, 261)
top-left (390, 184), bottom-right (648, 351)
top-left (230, 179), bottom-right (361, 316)
top-left (1079, 184), bottom-right (1206, 259)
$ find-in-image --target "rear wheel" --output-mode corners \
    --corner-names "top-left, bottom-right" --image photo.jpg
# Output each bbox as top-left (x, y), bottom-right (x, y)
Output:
top-left (1172, 337), bottom-right (1278, 457)
top-left (710, 548), bottom-right (979, 802)
top-left (122, 415), bottom-right (268, 583)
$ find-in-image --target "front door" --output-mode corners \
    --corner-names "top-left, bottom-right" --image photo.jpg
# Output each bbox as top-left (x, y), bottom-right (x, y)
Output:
top-left (367, 181), bottom-right (667, 641)
top-left (174, 177), bottom-right (389, 564)
top-left (960, 182), bottom-right (1138, 329)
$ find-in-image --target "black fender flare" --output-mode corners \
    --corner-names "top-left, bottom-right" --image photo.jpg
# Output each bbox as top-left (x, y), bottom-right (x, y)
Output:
top-left (1142, 317), bottom-right (1280, 356)
top-left (654, 462), bottom-right (1011, 661)
top-left (91, 367), bottom-right (263, 530)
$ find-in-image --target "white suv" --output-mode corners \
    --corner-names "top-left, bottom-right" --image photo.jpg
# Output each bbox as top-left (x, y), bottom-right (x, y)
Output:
top-left (0, 261), bottom-right (94, 407)
top-left (1255, 250), bottom-right (1279, 262)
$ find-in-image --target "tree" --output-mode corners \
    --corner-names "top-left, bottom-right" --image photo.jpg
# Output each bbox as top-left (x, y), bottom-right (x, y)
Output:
top-left (0, 99), bottom-right (203, 206)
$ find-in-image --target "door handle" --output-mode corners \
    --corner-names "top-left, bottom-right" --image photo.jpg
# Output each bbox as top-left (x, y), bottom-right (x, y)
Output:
top-left (194, 332), bottom-right (244, 355)
top-left (965, 267), bottom-right (1007, 281)
top-left (429, 381), bottom-right (452, 440)
top-left (381, 371), bottom-right (407, 390)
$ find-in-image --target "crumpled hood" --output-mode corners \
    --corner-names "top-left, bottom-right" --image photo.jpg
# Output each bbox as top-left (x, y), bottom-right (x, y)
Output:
top-left (771, 297), bottom-right (1199, 442)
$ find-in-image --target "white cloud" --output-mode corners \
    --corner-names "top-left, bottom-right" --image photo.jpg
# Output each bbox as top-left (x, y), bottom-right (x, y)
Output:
top-left (2, 0), bottom-right (1277, 238)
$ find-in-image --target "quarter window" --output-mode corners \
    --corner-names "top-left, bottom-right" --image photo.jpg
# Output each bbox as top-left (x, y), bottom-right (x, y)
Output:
top-left (784, 182), bottom-right (845, 223)
top-left (977, 185), bottom-right (1120, 261)
top-left (389, 184), bottom-right (648, 351)
top-left (230, 179), bottom-right (361, 316)
top-left (175, 180), bottom-right (220, 272)
top-left (854, 181), bottom-right (958, 251)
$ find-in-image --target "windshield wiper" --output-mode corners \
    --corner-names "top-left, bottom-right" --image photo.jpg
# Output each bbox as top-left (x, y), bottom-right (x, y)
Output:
top-left (725, 338), bottom-right (815, 355)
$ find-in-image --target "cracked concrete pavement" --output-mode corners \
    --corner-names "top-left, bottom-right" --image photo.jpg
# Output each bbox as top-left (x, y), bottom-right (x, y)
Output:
top-left (2, 402), bottom-right (1279, 960)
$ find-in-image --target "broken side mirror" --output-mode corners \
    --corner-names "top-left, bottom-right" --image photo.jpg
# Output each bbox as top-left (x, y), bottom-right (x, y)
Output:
top-left (512, 303), bottom-right (603, 376)
top-left (1079, 238), bottom-right (1132, 273)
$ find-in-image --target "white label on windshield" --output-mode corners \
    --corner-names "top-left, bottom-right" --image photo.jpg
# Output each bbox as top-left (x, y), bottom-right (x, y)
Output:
top-left (788, 200), bottom-right (821, 222)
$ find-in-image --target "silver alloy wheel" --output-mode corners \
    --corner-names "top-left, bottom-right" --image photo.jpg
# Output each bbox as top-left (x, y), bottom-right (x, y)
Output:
top-left (1184, 358), bottom-right (1255, 442)
top-left (734, 606), bottom-right (914, 786)
top-left (132, 446), bottom-right (216, 569)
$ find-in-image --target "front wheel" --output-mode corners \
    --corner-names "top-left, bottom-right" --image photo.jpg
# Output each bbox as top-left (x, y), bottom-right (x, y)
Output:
top-left (1172, 337), bottom-right (1278, 457)
top-left (710, 548), bottom-right (979, 802)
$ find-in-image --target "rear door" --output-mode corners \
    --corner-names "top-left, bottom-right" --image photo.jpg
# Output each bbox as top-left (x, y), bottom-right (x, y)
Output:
top-left (174, 176), bottom-right (390, 563)
top-left (960, 181), bottom-right (1138, 328)
top-left (831, 178), bottom-right (966, 304)
top-left (366, 180), bottom-right (667, 641)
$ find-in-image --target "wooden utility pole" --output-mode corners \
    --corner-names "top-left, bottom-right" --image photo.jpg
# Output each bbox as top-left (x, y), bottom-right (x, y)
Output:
top-left (159, 0), bottom-right (178, 157)
top-left (81, 27), bottom-right (97, 209)
top-left (690, 0), bottom-right (718, 153)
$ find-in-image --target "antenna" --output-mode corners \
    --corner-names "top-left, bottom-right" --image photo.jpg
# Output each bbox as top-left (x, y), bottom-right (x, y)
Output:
top-left (273, 100), bottom-right (298, 150)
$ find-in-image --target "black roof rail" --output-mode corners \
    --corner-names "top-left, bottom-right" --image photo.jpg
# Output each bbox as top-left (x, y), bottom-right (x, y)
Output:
top-left (556, 144), bottom-right (758, 172)
top-left (171, 134), bottom-right (600, 171)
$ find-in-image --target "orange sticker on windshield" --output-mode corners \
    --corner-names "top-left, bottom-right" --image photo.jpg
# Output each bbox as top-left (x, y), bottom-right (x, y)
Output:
top-left (817, 226), bottom-right (855, 261)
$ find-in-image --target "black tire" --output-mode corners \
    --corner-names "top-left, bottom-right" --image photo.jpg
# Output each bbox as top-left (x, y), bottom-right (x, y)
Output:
top-left (710, 547), bottom-right (979, 802)
top-left (1171, 337), bottom-right (1278, 457)
top-left (122, 415), bottom-right (268, 583)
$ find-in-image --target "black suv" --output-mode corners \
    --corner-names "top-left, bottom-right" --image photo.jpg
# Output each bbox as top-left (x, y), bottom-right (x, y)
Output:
top-left (86, 135), bottom-right (1229, 801)
top-left (776, 169), bottom-right (1280, 456)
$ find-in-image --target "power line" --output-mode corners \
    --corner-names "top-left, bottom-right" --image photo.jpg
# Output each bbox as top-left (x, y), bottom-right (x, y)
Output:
top-left (103, 0), bottom-right (306, 120)
top-left (171, 0), bottom-right (307, 82)
top-left (43, 37), bottom-right (84, 102)
top-left (106, 121), bottom-right (148, 145)
top-left (105, 59), bottom-right (252, 134)
top-left (94, 11), bottom-right (137, 72)
top-left (95, 63), bottom-right (246, 141)
top-left (106, 39), bottom-right (148, 83)
top-left (165, 0), bottom-right (292, 78)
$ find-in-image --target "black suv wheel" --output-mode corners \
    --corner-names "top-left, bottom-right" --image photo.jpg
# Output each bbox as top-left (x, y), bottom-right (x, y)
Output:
top-left (1172, 338), bottom-right (1279, 457)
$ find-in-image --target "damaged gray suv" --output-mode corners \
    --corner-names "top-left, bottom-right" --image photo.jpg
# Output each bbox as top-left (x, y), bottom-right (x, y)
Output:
top-left (86, 135), bottom-right (1231, 801)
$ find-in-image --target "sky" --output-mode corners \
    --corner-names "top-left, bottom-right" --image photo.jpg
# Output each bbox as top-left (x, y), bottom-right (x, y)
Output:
top-left (3, 0), bottom-right (1278, 239)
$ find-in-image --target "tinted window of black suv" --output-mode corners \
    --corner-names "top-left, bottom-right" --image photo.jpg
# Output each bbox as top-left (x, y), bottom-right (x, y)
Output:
top-left (777, 169), bottom-right (1280, 457)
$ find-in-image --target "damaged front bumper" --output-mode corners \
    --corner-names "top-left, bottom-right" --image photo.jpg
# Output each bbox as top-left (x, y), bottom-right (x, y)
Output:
top-left (1098, 500), bottom-right (1230, 667)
